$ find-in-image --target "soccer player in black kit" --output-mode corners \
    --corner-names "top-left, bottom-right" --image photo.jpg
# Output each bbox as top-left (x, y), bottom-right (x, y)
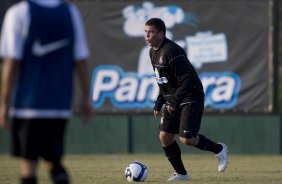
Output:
top-left (144, 18), bottom-right (228, 181)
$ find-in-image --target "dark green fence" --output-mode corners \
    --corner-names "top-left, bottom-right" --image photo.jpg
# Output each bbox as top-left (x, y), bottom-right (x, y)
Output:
top-left (1, 115), bottom-right (280, 154)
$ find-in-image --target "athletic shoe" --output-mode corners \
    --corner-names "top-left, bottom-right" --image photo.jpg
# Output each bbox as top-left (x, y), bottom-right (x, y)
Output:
top-left (215, 142), bottom-right (228, 172)
top-left (167, 173), bottom-right (189, 181)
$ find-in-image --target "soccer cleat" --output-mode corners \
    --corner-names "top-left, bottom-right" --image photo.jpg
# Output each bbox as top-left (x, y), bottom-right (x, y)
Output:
top-left (167, 173), bottom-right (189, 181)
top-left (215, 142), bottom-right (228, 172)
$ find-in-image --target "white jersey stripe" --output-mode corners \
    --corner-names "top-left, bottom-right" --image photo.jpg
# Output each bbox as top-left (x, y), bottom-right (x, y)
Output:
top-left (9, 108), bottom-right (72, 119)
top-left (168, 55), bottom-right (186, 64)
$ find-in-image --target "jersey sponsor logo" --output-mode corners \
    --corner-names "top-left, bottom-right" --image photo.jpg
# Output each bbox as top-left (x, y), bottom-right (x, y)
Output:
top-left (32, 39), bottom-right (70, 57)
top-left (90, 65), bottom-right (240, 109)
top-left (154, 68), bottom-right (168, 84)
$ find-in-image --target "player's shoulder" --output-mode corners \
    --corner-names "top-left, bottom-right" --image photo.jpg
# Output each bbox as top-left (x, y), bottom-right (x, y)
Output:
top-left (3, 1), bottom-right (29, 25)
top-left (5, 1), bottom-right (29, 18)
top-left (163, 38), bottom-right (186, 61)
top-left (164, 39), bottom-right (182, 54)
top-left (66, 1), bottom-right (83, 22)
top-left (168, 39), bottom-right (183, 50)
top-left (8, 1), bottom-right (28, 10)
top-left (66, 2), bottom-right (80, 14)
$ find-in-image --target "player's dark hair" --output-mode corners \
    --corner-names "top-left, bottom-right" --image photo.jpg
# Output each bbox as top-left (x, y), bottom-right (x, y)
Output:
top-left (145, 18), bottom-right (166, 36)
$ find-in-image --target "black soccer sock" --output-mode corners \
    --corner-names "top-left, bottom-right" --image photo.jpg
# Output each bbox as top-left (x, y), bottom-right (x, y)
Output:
top-left (21, 177), bottom-right (37, 184)
top-left (163, 141), bottom-right (187, 175)
top-left (195, 134), bottom-right (223, 154)
top-left (50, 164), bottom-right (69, 184)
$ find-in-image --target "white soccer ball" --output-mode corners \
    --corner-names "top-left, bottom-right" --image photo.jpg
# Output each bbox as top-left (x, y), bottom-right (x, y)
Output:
top-left (124, 161), bottom-right (148, 182)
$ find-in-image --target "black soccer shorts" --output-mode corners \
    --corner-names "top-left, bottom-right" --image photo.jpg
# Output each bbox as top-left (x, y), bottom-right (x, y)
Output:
top-left (159, 100), bottom-right (204, 138)
top-left (11, 118), bottom-right (67, 162)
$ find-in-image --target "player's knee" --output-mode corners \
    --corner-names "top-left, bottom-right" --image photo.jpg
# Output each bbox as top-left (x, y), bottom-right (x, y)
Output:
top-left (159, 132), bottom-right (174, 147)
top-left (180, 137), bottom-right (198, 146)
top-left (159, 132), bottom-right (167, 146)
top-left (179, 137), bottom-right (190, 145)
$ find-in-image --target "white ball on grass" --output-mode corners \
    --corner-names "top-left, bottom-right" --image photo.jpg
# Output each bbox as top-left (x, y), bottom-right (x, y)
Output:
top-left (125, 161), bottom-right (148, 182)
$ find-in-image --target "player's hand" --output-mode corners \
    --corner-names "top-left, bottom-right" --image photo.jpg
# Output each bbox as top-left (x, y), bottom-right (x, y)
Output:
top-left (153, 110), bottom-right (159, 118)
top-left (78, 97), bottom-right (93, 124)
top-left (166, 104), bottom-right (175, 113)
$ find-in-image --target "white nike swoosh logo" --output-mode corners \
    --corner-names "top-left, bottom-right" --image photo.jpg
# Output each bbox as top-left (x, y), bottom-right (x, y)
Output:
top-left (183, 130), bottom-right (190, 134)
top-left (32, 39), bottom-right (70, 57)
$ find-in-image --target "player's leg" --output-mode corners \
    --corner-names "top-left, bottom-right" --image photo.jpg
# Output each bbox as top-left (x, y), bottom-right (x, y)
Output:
top-left (45, 161), bottom-right (69, 184)
top-left (42, 119), bottom-right (69, 184)
top-left (179, 101), bottom-right (228, 172)
top-left (19, 159), bottom-right (38, 184)
top-left (159, 108), bottom-right (189, 181)
top-left (11, 118), bottom-right (41, 184)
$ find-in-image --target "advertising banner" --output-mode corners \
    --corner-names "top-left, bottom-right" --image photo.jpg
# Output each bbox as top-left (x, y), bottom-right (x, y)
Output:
top-left (75, 0), bottom-right (275, 114)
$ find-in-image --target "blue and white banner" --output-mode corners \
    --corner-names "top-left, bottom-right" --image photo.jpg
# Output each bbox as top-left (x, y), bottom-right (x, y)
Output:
top-left (75, 0), bottom-right (276, 114)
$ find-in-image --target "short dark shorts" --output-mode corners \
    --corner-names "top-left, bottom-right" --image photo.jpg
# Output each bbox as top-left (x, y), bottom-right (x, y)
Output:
top-left (159, 100), bottom-right (204, 138)
top-left (11, 118), bottom-right (67, 162)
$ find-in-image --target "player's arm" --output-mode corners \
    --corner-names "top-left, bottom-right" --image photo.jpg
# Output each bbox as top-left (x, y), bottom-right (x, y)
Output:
top-left (150, 48), bottom-right (165, 117)
top-left (0, 6), bottom-right (22, 128)
top-left (167, 49), bottom-right (194, 110)
top-left (70, 3), bottom-right (92, 122)
top-left (75, 60), bottom-right (92, 122)
top-left (0, 58), bottom-right (20, 128)
top-left (153, 93), bottom-right (166, 117)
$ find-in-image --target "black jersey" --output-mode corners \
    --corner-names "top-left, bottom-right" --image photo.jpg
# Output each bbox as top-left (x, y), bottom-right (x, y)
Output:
top-left (150, 38), bottom-right (204, 110)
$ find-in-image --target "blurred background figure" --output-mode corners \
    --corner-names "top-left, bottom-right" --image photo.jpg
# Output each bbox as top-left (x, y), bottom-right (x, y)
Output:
top-left (0, 0), bottom-right (92, 184)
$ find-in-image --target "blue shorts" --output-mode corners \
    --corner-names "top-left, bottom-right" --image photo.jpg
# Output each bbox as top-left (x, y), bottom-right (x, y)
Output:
top-left (11, 118), bottom-right (67, 162)
top-left (159, 101), bottom-right (204, 138)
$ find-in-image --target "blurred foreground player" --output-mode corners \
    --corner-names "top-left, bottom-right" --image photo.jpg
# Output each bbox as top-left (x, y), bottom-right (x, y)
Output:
top-left (144, 18), bottom-right (228, 181)
top-left (0, 0), bottom-right (92, 183)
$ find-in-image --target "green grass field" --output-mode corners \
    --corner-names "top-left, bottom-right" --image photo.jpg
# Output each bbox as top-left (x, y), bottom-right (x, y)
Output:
top-left (0, 154), bottom-right (282, 184)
